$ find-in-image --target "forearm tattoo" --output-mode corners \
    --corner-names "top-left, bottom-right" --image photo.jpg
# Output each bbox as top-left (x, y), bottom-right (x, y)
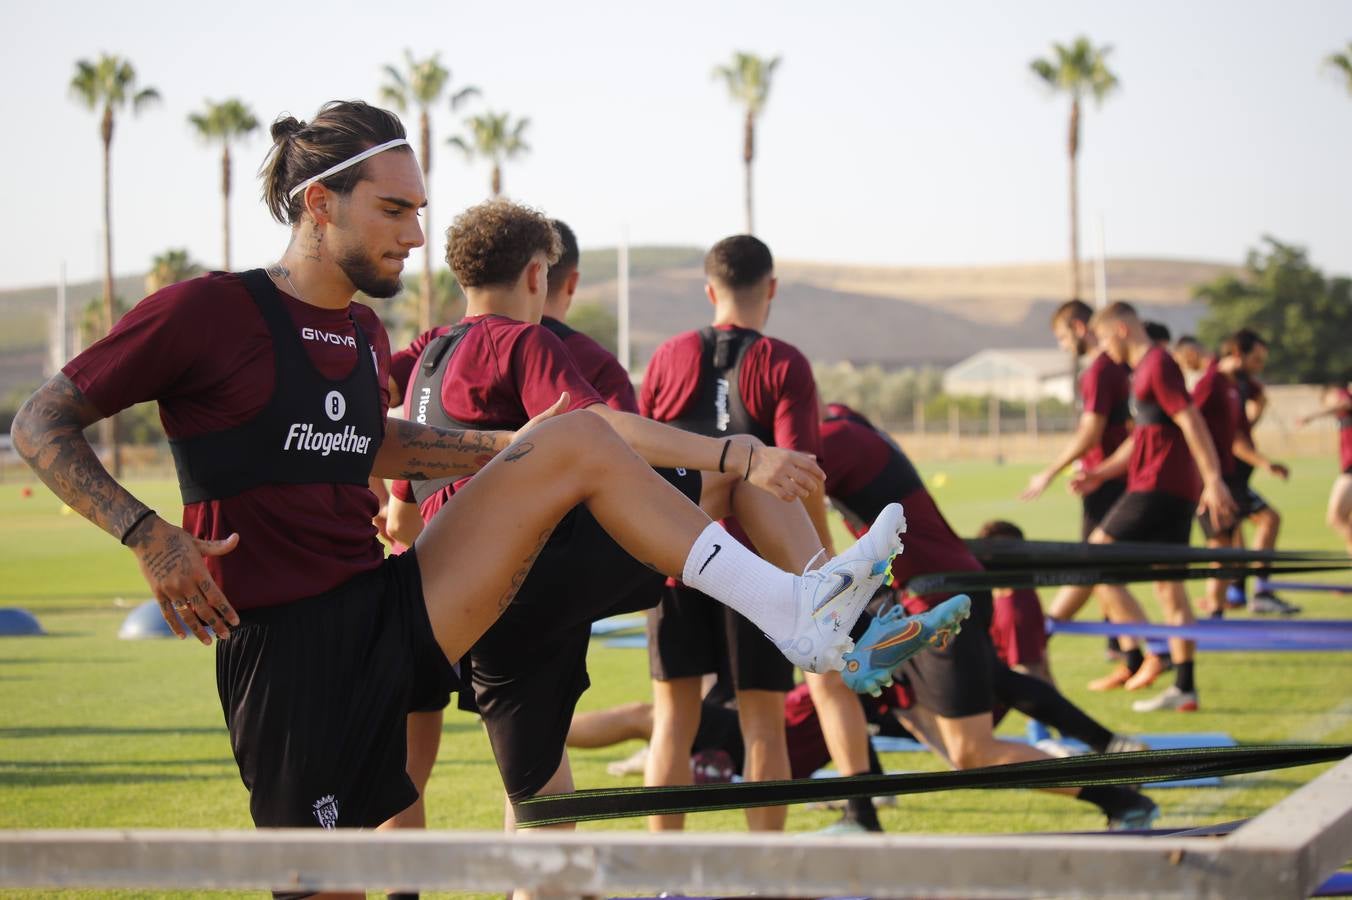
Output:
top-left (11, 375), bottom-right (150, 540)
top-left (374, 418), bottom-right (511, 479)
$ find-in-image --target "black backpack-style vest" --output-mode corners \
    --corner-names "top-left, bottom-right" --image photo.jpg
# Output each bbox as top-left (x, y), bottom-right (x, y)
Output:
top-left (540, 315), bottom-right (578, 343)
top-left (403, 319), bottom-right (520, 506)
top-left (826, 412), bottom-right (923, 528)
top-left (665, 326), bottom-right (773, 444)
top-left (167, 269), bottom-right (384, 504)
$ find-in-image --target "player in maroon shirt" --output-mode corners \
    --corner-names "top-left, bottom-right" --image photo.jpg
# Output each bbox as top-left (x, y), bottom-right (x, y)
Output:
top-left (378, 203), bottom-right (953, 840)
top-left (1074, 302), bottom-right (1237, 713)
top-left (11, 104), bottom-right (916, 875)
top-left (1189, 344), bottom-right (1245, 616)
top-left (1299, 381), bottom-right (1352, 553)
top-left (640, 236), bottom-right (887, 834)
top-left (1022, 299), bottom-right (1161, 691)
top-left (1222, 331), bottom-right (1298, 614)
top-left (822, 405), bottom-right (1156, 827)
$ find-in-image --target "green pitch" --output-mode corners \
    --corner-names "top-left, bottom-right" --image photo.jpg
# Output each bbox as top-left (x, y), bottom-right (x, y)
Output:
top-left (1, 459), bottom-right (1350, 899)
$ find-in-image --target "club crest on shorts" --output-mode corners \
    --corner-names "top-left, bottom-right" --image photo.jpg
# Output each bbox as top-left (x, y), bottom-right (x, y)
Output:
top-left (312, 794), bottom-right (339, 829)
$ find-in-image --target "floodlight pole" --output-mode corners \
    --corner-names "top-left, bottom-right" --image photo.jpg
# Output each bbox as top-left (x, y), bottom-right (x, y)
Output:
top-left (617, 228), bottom-right (630, 372)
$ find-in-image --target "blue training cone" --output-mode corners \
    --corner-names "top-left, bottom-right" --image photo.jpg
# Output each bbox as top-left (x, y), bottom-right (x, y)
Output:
top-left (0, 608), bottom-right (45, 636)
top-left (118, 600), bottom-right (189, 640)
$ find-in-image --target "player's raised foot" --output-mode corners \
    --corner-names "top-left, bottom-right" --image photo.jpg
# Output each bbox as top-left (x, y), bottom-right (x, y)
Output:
top-left (841, 594), bottom-right (972, 696)
top-left (1107, 793), bottom-right (1161, 831)
top-left (1131, 685), bottom-right (1199, 713)
top-left (1251, 590), bottom-right (1301, 616)
top-left (777, 503), bottom-right (908, 674)
top-left (1122, 654), bottom-right (1168, 691)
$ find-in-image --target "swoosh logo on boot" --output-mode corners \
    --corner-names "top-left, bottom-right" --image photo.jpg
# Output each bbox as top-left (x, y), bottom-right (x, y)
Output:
top-left (812, 571), bottom-right (854, 616)
top-left (864, 620), bottom-right (922, 651)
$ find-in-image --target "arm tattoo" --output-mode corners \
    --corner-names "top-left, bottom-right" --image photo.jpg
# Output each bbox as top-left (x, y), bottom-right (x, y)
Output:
top-left (11, 374), bottom-right (152, 542)
top-left (371, 418), bottom-right (512, 480)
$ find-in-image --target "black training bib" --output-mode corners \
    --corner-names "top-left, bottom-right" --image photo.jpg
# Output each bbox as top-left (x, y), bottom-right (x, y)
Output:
top-left (666, 326), bottom-right (773, 443)
top-left (826, 412), bottom-right (923, 528)
top-left (168, 269), bottom-right (384, 504)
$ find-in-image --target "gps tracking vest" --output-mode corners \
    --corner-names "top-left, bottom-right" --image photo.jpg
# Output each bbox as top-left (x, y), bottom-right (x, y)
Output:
top-left (167, 269), bottom-right (383, 503)
top-left (666, 327), bottom-right (773, 444)
top-left (824, 410), bottom-right (923, 528)
top-left (403, 319), bottom-right (518, 506)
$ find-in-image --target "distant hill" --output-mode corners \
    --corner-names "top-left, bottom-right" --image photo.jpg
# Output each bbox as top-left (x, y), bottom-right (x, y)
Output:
top-left (0, 254), bottom-right (1233, 401)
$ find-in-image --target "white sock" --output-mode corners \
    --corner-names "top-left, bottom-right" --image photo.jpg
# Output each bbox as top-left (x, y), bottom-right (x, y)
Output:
top-left (681, 522), bottom-right (799, 642)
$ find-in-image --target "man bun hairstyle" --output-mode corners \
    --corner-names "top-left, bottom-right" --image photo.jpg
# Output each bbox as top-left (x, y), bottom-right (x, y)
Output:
top-left (705, 235), bottom-right (774, 289)
top-left (260, 100), bottom-right (408, 225)
top-left (447, 200), bottom-right (562, 288)
top-left (547, 219), bottom-right (580, 295)
top-left (1051, 299), bottom-right (1093, 328)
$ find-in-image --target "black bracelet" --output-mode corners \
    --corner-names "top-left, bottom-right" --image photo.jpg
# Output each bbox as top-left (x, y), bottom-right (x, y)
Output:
top-left (119, 509), bottom-right (155, 545)
top-left (718, 439), bottom-right (732, 474)
top-left (744, 446), bottom-right (754, 481)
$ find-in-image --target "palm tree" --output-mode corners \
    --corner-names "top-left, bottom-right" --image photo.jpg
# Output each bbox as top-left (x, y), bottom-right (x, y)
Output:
top-left (381, 51), bottom-right (479, 332)
top-left (1030, 37), bottom-right (1119, 301)
top-left (145, 248), bottom-right (203, 295)
top-left (1326, 42), bottom-right (1352, 95)
top-left (188, 99), bottom-right (259, 270)
top-left (713, 52), bottom-right (781, 234)
top-left (447, 112), bottom-right (531, 199)
top-left (70, 55), bottom-right (160, 478)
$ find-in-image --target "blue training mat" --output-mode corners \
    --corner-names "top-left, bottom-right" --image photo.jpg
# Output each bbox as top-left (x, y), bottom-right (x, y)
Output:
top-left (867, 733), bottom-right (1237, 788)
top-left (590, 616), bottom-right (645, 637)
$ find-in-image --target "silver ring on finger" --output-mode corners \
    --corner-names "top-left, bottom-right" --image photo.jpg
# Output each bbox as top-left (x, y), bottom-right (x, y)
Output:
top-left (171, 600), bottom-right (190, 611)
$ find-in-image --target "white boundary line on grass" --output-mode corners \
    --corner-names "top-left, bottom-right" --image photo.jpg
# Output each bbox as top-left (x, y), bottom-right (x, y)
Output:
top-left (1, 754), bottom-right (1350, 899)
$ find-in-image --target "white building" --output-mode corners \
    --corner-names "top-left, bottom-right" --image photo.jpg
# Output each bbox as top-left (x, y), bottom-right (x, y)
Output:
top-left (943, 349), bottom-right (1076, 403)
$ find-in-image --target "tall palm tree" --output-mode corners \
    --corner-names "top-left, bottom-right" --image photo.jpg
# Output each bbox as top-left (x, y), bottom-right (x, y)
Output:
top-left (1326, 42), bottom-right (1352, 95)
top-left (713, 52), bottom-right (781, 234)
top-left (188, 99), bottom-right (259, 270)
top-left (381, 51), bottom-right (479, 332)
top-left (447, 112), bottom-right (531, 199)
top-left (70, 55), bottom-right (160, 478)
top-left (145, 248), bottom-right (203, 295)
top-left (1030, 37), bottom-right (1119, 301)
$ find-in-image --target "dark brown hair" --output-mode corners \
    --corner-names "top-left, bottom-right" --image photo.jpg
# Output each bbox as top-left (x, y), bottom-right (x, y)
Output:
top-left (547, 219), bottom-right (579, 295)
top-left (1090, 300), bottom-right (1140, 329)
top-left (446, 200), bottom-right (562, 288)
top-left (1051, 299), bottom-right (1093, 328)
top-left (1144, 321), bottom-right (1172, 344)
top-left (1231, 327), bottom-right (1268, 355)
top-left (259, 100), bottom-right (409, 225)
top-left (705, 235), bottom-right (774, 288)
top-left (977, 519), bottom-right (1025, 541)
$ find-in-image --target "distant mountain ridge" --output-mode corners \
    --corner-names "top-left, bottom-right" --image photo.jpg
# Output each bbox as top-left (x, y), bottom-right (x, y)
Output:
top-left (0, 253), bottom-right (1232, 399)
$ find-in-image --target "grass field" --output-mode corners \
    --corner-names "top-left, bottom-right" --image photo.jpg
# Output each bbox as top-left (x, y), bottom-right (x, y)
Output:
top-left (1, 458), bottom-right (1350, 899)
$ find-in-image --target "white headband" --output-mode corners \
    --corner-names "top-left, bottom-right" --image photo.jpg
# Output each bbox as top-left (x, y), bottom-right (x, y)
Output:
top-left (287, 138), bottom-right (410, 201)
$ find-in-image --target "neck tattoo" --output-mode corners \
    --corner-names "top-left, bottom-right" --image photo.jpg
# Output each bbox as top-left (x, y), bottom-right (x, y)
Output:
top-left (269, 264), bottom-right (305, 303)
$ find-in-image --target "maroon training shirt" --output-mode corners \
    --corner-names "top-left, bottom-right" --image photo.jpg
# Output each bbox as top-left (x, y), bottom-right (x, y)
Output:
top-left (1080, 351), bottom-right (1132, 469)
top-left (393, 314), bottom-right (602, 518)
top-left (640, 327), bottom-right (822, 456)
top-left (541, 316), bottom-right (637, 413)
top-left (62, 272), bottom-right (392, 611)
top-left (1191, 359), bottom-right (1241, 477)
top-left (1126, 345), bottom-right (1201, 502)
top-left (818, 416), bottom-right (982, 614)
top-left (989, 588), bottom-right (1047, 668)
top-left (1339, 387), bottom-right (1352, 472)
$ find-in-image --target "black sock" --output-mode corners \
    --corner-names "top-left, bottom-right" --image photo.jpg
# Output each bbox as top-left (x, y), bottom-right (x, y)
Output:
top-left (1124, 648), bottom-right (1145, 673)
top-left (843, 795), bottom-right (882, 831)
top-left (1175, 661), bottom-right (1196, 693)
top-left (1077, 785), bottom-right (1145, 817)
top-left (993, 667), bottom-right (1114, 752)
top-left (388, 894), bottom-right (419, 900)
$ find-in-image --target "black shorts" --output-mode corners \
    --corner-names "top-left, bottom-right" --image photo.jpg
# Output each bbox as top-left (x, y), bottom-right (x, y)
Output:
top-left (1099, 490), bottom-right (1195, 545)
top-left (472, 466), bottom-right (701, 803)
top-left (1082, 477), bottom-right (1127, 540)
top-left (646, 582), bottom-right (796, 693)
top-left (900, 591), bottom-right (997, 719)
top-left (216, 548), bottom-right (458, 832)
top-left (1197, 473), bottom-right (1260, 540)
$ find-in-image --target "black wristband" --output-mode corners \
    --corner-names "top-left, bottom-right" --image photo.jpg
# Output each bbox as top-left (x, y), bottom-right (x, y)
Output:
top-left (120, 509), bottom-right (155, 545)
top-left (718, 439), bottom-right (732, 474)
top-left (744, 446), bottom-right (754, 481)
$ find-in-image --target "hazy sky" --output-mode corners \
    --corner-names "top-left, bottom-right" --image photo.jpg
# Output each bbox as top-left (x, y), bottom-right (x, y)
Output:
top-left (2, 0), bottom-right (1349, 291)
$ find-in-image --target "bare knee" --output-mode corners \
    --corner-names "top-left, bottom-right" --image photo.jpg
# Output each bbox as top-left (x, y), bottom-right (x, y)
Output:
top-left (526, 409), bottom-right (625, 473)
top-left (948, 738), bottom-right (995, 770)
